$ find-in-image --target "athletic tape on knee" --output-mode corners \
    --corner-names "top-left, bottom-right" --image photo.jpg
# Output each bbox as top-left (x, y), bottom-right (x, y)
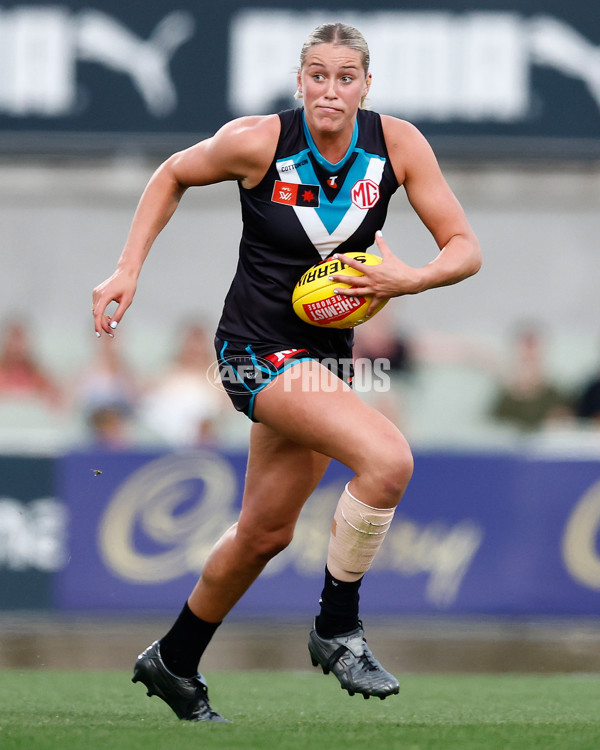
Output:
top-left (327, 483), bottom-right (395, 581)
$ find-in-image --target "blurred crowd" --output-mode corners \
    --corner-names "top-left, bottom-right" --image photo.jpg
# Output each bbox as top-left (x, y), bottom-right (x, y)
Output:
top-left (0, 317), bottom-right (227, 450)
top-left (1, 314), bottom-right (600, 453)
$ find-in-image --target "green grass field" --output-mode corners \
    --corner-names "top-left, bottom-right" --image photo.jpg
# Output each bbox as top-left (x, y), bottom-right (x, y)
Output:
top-left (1, 670), bottom-right (598, 750)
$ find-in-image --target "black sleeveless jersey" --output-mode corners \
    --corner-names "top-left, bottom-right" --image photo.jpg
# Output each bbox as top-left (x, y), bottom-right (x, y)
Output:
top-left (215, 107), bottom-right (399, 354)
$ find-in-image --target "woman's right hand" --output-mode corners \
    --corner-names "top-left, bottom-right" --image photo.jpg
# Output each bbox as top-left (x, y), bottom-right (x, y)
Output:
top-left (92, 266), bottom-right (138, 336)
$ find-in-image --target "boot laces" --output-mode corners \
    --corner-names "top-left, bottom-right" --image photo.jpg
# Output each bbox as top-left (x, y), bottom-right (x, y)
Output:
top-left (357, 648), bottom-right (378, 672)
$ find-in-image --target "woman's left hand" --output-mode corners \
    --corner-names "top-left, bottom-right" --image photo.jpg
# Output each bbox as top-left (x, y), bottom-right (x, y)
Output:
top-left (330, 231), bottom-right (421, 317)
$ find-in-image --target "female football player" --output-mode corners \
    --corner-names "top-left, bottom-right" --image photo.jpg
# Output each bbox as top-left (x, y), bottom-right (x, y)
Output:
top-left (92, 22), bottom-right (481, 722)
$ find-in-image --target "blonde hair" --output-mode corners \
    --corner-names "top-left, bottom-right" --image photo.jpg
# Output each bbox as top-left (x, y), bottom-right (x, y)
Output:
top-left (295, 23), bottom-right (370, 107)
top-left (300, 23), bottom-right (370, 74)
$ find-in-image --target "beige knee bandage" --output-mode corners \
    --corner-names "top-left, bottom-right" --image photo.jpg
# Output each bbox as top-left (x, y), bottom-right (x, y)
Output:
top-left (327, 483), bottom-right (396, 582)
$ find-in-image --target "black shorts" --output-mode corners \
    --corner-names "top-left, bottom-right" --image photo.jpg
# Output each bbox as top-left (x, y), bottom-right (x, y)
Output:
top-left (214, 336), bottom-right (353, 421)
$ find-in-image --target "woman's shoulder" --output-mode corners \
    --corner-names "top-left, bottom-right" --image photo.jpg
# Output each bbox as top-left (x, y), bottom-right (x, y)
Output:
top-left (208, 114), bottom-right (282, 186)
top-left (379, 115), bottom-right (437, 165)
top-left (379, 114), bottom-right (425, 142)
top-left (375, 114), bottom-right (438, 185)
top-left (358, 109), bottom-right (425, 148)
top-left (221, 113), bottom-right (282, 147)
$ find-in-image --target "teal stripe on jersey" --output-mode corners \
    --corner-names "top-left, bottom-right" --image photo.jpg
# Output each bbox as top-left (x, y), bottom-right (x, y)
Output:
top-left (302, 112), bottom-right (358, 170)
top-left (293, 148), bottom-right (385, 235)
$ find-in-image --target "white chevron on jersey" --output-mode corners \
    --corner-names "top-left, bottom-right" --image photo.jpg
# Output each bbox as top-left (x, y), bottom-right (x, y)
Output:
top-left (276, 157), bottom-right (385, 259)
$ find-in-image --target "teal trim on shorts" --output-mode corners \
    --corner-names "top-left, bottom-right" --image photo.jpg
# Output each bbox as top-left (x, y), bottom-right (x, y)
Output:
top-left (247, 356), bottom-right (314, 421)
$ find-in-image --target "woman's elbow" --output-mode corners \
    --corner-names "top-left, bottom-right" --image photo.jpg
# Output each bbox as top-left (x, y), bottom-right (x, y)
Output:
top-left (466, 235), bottom-right (482, 277)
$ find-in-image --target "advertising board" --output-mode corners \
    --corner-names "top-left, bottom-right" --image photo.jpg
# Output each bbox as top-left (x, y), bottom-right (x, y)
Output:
top-left (1, 1), bottom-right (599, 157)
top-left (54, 448), bottom-right (600, 616)
top-left (0, 455), bottom-right (66, 609)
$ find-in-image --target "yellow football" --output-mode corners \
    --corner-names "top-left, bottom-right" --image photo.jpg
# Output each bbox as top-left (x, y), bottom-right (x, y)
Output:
top-left (292, 252), bottom-right (388, 329)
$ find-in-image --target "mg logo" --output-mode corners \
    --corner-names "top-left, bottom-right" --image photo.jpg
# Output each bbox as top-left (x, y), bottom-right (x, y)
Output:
top-left (351, 179), bottom-right (380, 209)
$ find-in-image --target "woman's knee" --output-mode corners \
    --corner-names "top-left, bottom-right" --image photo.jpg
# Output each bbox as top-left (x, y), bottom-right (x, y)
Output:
top-left (358, 435), bottom-right (414, 505)
top-left (387, 444), bottom-right (414, 497)
top-left (236, 522), bottom-right (295, 563)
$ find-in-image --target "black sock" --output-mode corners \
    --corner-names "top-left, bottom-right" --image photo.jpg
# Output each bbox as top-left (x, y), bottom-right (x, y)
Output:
top-left (158, 601), bottom-right (221, 678)
top-left (315, 566), bottom-right (362, 639)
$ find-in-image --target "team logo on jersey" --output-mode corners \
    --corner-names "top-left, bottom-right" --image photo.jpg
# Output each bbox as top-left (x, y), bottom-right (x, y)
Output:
top-left (272, 180), bottom-right (320, 207)
top-left (351, 179), bottom-right (380, 209)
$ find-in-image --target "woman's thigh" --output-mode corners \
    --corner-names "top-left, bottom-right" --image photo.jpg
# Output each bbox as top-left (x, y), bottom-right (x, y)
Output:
top-left (236, 419), bottom-right (332, 536)
top-left (253, 359), bottom-right (413, 494)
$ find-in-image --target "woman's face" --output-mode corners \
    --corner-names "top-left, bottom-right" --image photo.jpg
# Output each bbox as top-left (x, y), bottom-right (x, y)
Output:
top-left (298, 43), bottom-right (371, 135)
